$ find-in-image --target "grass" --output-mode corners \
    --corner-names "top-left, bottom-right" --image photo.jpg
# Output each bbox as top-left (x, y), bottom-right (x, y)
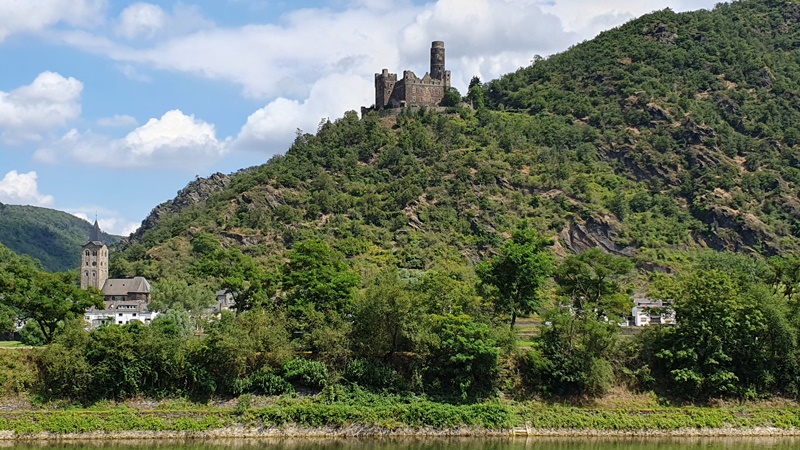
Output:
top-left (0, 388), bottom-right (798, 435)
top-left (0, 341), bottom-right (28, 348)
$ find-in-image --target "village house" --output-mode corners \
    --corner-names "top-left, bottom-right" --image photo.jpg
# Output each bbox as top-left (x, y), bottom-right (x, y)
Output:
top-left (631, 298), bottom-right (676, 326)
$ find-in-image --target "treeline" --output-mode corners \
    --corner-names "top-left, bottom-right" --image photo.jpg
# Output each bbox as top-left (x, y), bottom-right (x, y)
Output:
top-left (12, 231), bottom-right (800, 405)
top-left (0, 203), bottom-right (119, 272)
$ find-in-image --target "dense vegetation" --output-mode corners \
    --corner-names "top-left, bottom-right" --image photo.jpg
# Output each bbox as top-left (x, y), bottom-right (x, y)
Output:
top-left (0, 203), bottom-right (119, 272)
top-left (3, 0), bottom-right (800, 415)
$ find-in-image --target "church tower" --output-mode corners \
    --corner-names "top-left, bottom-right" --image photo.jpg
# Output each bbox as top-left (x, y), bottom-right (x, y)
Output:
top-left (81, 220), bottom-right (108, 291)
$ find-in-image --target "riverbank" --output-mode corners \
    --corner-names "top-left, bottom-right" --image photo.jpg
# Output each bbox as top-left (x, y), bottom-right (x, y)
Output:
top-left (0, 399), bottom-right (799, 440)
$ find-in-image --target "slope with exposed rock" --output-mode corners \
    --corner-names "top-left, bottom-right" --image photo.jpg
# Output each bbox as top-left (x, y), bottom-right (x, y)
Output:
top-left (113, 0), bottom-right (800, 280)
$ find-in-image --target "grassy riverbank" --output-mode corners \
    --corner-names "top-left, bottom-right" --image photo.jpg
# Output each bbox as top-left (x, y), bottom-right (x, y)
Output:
top-left (1, 395), bottom-right (799, 438)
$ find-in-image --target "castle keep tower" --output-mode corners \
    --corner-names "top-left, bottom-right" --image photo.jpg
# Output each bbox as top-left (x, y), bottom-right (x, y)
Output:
top-left (373, 41), bottom-right (452, 109)
top-left (430, 41), bottom-right (445, 81)
top-left (80, 220), bottom-right (108, 291)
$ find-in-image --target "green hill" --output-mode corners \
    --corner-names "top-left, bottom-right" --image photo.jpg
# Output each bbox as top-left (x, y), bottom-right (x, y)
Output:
top-left (113, 0), bottom-right (800, 281)
top-left (0, 203), bottom-right (120, 272)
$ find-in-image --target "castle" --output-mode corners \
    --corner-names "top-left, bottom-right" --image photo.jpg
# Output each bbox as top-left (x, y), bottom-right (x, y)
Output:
top-left (374, 41), bottom-right (451, 109)
top-left (81, 221), bottom-right (157, 327)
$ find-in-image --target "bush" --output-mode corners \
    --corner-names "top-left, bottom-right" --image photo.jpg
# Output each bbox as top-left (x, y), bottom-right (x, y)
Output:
top-left (425, 314), bottom-right (499, 401)
top-left (521, 313), bottom-right (619, 398)
top-left (343, 358), bottom-right (405, 392)
top-left (249, 368), bottom-right (294, 396)
top-left (282, 358), bottom-right (329, 389)
top-left (19, 320), bottom-right (46, 346)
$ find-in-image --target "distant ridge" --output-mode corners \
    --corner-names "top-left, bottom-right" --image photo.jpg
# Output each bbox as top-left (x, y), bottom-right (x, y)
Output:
top-left (0, 203), bottom-right (121, 272)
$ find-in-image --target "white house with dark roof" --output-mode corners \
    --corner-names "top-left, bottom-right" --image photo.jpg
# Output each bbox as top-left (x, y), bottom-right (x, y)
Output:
top-left (631, 299), bottom-right (676, 326)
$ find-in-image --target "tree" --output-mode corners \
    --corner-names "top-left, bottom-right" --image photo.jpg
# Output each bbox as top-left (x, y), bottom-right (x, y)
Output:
top-left (0, 264), bottom-right (103, 343)
top-left (150, 277), bottom-right (215, 315)
top-left (352, 269), bottom-right (417, 357)
top-left (477, 226), bottom-right (554, 328)
top-left (441, 87), bottom-right (463, 107)
top-left (467, 76), bottom-right (486, 109)
top-left (643, 269), bottom-right (799, 401)
top-left (193, 247), bottom-right (277, 312)
top-left (281, 239), bottom-right (360, 315)
top-left (425, 314), bottom-right (499, 400)
top-left (524, 310), bottom-right (619, 397)
top-left (553, 248), bottom-right (634, 320)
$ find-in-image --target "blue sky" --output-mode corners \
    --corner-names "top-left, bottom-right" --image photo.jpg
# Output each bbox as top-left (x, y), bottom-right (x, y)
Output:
top-left (0, 0), bottom-right (719, 235)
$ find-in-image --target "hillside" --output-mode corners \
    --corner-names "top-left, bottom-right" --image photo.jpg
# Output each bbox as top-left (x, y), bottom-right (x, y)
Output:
top-left (113, 0), bottom-right (800, 283)
top-left (0, 203), bottom-right (120, 272)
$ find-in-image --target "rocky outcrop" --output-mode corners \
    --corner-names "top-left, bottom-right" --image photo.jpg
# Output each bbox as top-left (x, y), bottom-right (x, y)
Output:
top-left (126, 172), bottom-right (233, 244)
top-left (559, 215), bottom-right (637, 257)
top-left (695, 204), bottom-right (780, 255)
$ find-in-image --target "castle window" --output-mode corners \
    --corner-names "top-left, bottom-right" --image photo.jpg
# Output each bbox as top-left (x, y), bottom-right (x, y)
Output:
top-left (92, 251), bottom-right (97, 256)
top-left (92, 271), bottom-right (96, 277)
top-left (84, 271), bottom-right (88, 277)
top-left (85, 250), bottom-right (90, 257)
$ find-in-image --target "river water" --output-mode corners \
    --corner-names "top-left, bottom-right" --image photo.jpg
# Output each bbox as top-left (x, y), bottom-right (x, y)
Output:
top-left (2, 438), bottom-right (799, 450)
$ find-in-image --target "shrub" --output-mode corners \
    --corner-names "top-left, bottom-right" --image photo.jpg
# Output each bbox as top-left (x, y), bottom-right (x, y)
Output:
top-left (249, 368), bottom-right (294, 396)
top-left (19, 321), bottom-right (46, 346)
top-left (425, 314), bottom-right (499, 401)
top-left (343, 358), bottom-right (405, 392)
top-left (282, 358), bottom-right (328, 389)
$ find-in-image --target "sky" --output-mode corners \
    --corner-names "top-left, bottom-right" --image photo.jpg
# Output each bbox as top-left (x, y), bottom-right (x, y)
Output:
top-left (0, 0), bottom-right (720, 236)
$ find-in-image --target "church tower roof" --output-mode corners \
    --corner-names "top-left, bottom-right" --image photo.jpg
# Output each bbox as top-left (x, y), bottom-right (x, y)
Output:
top-left (88, 220), bottom-right (103, 245)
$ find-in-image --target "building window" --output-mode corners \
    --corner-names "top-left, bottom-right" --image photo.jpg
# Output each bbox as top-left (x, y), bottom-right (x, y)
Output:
top-left (84, 271), bottom-right (89, 277)
top-left (85, 250), bottom-right (90, 257)
top-left (119, 313), bottom-right (123, 317)
top-left (92, 251), bottom-right (97, 256)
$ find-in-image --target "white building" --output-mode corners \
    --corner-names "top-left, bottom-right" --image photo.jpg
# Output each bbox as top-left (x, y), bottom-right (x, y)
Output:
top-left (632, 299), bottom-right (676, 326)
top-left (84, 276), bottom-right (159, 327)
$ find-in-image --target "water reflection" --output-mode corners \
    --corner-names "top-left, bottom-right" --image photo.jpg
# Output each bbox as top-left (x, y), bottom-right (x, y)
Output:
top-left (0, 437), bottom-right (798, 450)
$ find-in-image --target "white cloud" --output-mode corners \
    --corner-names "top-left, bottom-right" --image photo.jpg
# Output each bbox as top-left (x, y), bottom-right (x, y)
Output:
top-left (235, 74), bottom-right (371, 154)
top-left (70, 209), bottom-right (139, 236)
top-left (541, 0), bottom-right (720, 39)
top-left (116, 2), bottom-right (212, 40)
top-left (0, 170), bottom-right (55, 207)
top-left (0, 71), bottom-right (83, 142)
top-left (97, 114), bottom-right (138, 128)
top-left (46, 0), bottom-right (727, 163)
top-left (0, 0), bottom-right (105, 43)
top-left (37, 109), bottom-right (228, 169)
top-left (116, 2), bottom-right (167, 39)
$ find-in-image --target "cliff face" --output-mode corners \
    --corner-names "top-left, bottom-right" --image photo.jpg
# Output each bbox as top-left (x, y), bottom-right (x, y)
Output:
top-left (125, 172), bottom-right (233, 245)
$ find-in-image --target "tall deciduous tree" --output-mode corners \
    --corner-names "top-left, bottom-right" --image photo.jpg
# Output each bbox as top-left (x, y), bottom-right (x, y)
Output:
top-left (554, 248), bottom-right (634, 320)
top-left (477, 226), bottom-right (554, 329)
top-left (281, 239), bottom-right (360, 315)
top-left (0, 265), bottom-right (103, 343)
top-left (352, 269), bottom-right (417, 357)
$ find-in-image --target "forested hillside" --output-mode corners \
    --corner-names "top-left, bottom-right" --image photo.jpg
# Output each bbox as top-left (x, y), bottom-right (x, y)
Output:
top-left (0, 203), bottom-right (119, 272)
top-left (115, 0), bottom-right (800, 280)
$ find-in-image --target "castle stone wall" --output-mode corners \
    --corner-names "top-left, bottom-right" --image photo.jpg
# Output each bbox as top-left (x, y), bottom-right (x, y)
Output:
top-left (374, 41), bottom-right (451, 109)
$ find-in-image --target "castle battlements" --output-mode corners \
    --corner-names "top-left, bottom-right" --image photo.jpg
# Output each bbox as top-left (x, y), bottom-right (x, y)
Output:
top-left (374, 41), bottom-right (451, 109)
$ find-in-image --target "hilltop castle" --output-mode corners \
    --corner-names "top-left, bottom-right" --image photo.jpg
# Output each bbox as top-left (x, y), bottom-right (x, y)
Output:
top-left (374, 41), bottom-right (451, 109)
